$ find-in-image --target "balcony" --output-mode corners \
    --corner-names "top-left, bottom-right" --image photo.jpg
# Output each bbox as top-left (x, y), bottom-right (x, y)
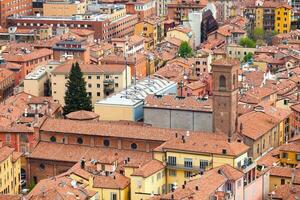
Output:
top-left (238, 158), bottom-right (256, 173)
top-left (166, 163), bottom-right (211, 172)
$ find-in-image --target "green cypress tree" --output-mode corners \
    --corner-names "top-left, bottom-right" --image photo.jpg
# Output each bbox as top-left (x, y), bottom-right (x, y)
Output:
top-left (63, 62), bottom-right (93, 115)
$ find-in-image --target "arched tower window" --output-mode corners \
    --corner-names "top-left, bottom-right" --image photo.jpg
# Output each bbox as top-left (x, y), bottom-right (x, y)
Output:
top-left (219, 75), bottom-right (226, 90)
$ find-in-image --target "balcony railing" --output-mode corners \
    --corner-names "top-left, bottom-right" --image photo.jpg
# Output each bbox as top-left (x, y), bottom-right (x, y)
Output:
top-left (166, 163), bottom-right (211, 171)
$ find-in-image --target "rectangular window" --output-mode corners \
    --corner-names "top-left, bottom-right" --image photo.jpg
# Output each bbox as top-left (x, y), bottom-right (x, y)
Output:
top-left (169, 169), bottom-right (176, 177)
top-left (199, 160), bottom-right (209, 170)
top-left (97, 84), bottom-right (100, 88)
top-left (88, 76), bottom-right (92, 79)
top-left (97, 92), bottom-right (101, 97)
top-left (184, 171), bottom-right (192, 178)
top-left (5, 134), bottom-right (11, 143)
top-left (157, 172), bottom-right (161, 180)
top-left (97, 76), bottom-right (100, 79)
top-left (167, 156), bottom-right (176, 166)
top-left (115, 83), bottom-right (119, 87)
top-left (296, 154), bottom-right (300, 161)
top-left (184, 158), bottom-right (192, 168)
top-left (110, 193), bottom-right (117, 200)
top-left (88, 83), bottom-right (92, 88)
top-left (281, 179), bottom-right (285, 185)
top-left (282, 152), bottom-right (288, 159)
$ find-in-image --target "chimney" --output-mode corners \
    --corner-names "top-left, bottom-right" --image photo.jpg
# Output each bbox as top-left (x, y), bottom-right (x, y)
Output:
top-left (175, 132), bottom-right (178, 138)
top-left (171, 194), bottom-right (174, 199)
top-left (182, 184), bottom-right (185, 189)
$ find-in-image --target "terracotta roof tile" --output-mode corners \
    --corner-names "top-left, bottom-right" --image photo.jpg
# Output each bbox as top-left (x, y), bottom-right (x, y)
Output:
top-left (0, 146), bottom-right (14, 163)
top-left (29, 141), bottom-right (152, 167)
top-left (93, 173), bottom-right (130, 189)
top-left (66, 110), bottom-right (99, 120)
top-left (154, 133), bottom-right (249, 156)
top-left (239, 111), bottom-right (279, 140)
top-left (131, 159), bottom-right (164, 177)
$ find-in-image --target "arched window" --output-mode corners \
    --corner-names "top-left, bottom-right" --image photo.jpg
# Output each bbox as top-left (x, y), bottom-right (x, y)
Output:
top-left (131, 143), bottom-right (137, 150)
top-left (77, 137), bottom-right (83, 144)
top-left (50, 136), bottom-right (56, 143)
top-left (219, 75), bottom-right (226, 90)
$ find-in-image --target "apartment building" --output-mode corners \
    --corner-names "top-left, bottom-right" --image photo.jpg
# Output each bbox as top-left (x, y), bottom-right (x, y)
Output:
top-left (7, 12), bottom-right (138, 40)
top-left (0, 0), bottom-right (32, 27)
top-left (153, 133), bottom-right (249, 190)
top-left (0, 146), bottom-right (22, 195)
top-left (125, 0), bottom-right (156, 21)
top-left (51, 61), bottom-right (131, 105)
top-left (24, 61), bottom-right (61, 97)
top-left (52, 34), bottom-right (90, 63)
top-left (134, 17), bottom-right (164, 50)
top-left (0, 68), bottom-right (14, 101)
top-left (255, 2), bottom-right (292, 33)
top-left (167, 0), bottom-right (207, 23)
top-left (2, 47), bottom-right (53, 84)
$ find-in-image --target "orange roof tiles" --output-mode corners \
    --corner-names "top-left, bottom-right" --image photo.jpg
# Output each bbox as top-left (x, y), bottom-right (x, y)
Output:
top-left (270, 166), bottom-right (293, 178)
top-left (154, 133), bottom-right (249, 156)
top-left (151, 164), bottom-right (242, 200)
top-left (52, 60), bottom-right (103, 74)
top-left (279, 141), bottom-right (300, 153)
top-left (26, 175), bottom-right (97, 200)
top-left (65, 110), bottom-right (99, 120)
top-left (239, 111), bottom-right (279, 140)
top-left (93, 173), bottom-right (130, 189)
top-left (0, 146), bottom-right (14, 163)
top-left (131, 159), bottom-right (164, 178)
top-left (3, 48), bottom-right (52, 63)
top-left (239, 87), bottom-right (276, 104)
top-left (30, 141), bottom-right (152, 167)
top-left (271, 184), bottom-right (300, 199)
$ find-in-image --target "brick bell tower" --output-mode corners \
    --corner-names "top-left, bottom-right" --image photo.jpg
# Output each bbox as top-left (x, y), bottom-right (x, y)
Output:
top-left (211, 57), bottom-right (239, 138)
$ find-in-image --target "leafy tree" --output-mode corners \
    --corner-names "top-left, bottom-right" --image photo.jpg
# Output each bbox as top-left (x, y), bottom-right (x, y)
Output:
top-left (28, 180), bottom-right (36, 192)
top-left (178, 41), bottom-right (193, 58)
top-left (239, 37), bottom-right (256, 48)
top-left (63, 62), bottom-right (93, 115)
top-left (243, 52), bottom-right (253, 63)
top-left (252, 28), bottom-right (264, 41)
top-left (264, 30), bottom-right (278, 45)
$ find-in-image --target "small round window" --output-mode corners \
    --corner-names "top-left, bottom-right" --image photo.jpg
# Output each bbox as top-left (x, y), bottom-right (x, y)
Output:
top-left (77, 137), bottom-right (83, 144)
top-left (131, 143), bottom-right (137, 150)
top-left (50, 136), bottom-right (56, 142)
top-left (103, 139), bottom-right (110, 147)
top-left (39, 163), bottom-right (45, 171)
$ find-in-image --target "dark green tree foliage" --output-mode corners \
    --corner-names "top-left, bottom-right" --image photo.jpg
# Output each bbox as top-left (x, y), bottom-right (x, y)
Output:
top-left (239, 37), bottom-right (256, 48)
top-left (243, 52), bottom-right (253, 63)
top-left (63, 62), bottom-right (93, 115)
top-left (178, 41), bottom-right (193, 58)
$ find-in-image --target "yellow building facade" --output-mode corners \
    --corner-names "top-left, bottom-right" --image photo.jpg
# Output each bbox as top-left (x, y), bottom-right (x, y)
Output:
top-left (274, 5), bottom-right (292, 34)
top-left (134, 20), bottom-right (164, 50)
top-left (0, 146), bottom-right (21, 195)
top-left (255, 7), bottom-right (264, 29)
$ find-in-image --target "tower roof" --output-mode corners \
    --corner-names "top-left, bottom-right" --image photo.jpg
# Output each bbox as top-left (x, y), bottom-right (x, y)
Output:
top-left (211, 57), bottom-right (240, 67)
